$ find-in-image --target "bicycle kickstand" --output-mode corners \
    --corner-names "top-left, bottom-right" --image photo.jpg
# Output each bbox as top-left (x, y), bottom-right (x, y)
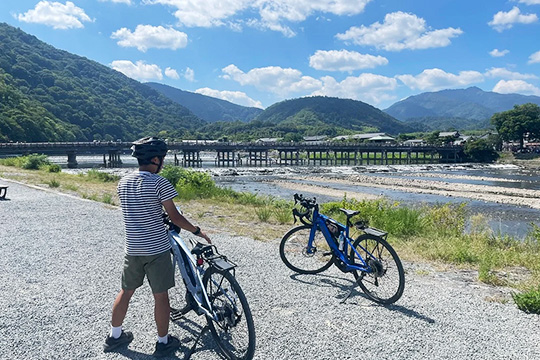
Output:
top-left (340, 283), bottom-right (359, 304)
top-left (184, 325), bottom-right (210, 360)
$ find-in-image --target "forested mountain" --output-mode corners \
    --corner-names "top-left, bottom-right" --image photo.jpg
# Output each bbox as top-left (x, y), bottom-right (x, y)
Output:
top-left (145, 82), bottom-right (263, 123)
top-left (384, 87), bottom-right (540, 130)
top-left (256, 96), bottom-right (412, 134)
top-left (0, 23), bottom-right (204, 142)
top-left (194, 96), bottom-right (413, 141)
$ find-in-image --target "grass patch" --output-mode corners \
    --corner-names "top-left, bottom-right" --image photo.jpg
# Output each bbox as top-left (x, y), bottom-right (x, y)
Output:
top-left (512, 286), bottom-right (540, 314)
top-left (46, 179), bottom-right (61, 188)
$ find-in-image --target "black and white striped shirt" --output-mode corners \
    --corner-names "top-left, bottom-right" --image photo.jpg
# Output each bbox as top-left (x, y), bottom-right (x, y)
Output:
top-left (117, 171), bottom-right (178, 256)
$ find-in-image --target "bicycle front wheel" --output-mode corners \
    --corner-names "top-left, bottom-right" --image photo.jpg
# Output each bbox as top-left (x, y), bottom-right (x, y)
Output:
top-left (279, 225), bottom-right (334, 274)
top-left (349, 234), bottom-right (405, 304)
top-left (203, 268), bottom-right (256, 360)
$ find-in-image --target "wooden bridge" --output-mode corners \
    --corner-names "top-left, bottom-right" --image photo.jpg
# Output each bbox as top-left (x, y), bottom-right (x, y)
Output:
top-left (0, 141), bottom-right (464, 168)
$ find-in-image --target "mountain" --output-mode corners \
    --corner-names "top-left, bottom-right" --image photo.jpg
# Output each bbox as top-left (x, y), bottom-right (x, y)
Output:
top-left (255, 96), bottom-right (412, 135)
top-left (384, 87), bottom-right (540, 130)
top-left (145, 82), bottom-right (263, 123)
top-left (0, 23), bottom-right (205, 142)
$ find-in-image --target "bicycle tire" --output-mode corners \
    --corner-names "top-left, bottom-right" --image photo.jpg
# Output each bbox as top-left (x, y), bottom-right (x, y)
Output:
top-left (349, 234), bottom-right (405, 304)
top-left (279, 225), bottom-right (334, 274)
top-left (203, 268), bottom-right (256, 360)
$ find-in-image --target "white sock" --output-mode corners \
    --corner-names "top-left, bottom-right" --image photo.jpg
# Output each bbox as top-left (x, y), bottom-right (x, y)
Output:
top-left (110, 326), bottom-right (122, 339)
top-left (157, 334), bottom-right (169, 344)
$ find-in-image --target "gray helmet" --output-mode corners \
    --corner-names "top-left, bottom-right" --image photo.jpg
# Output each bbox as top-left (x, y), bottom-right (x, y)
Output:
top-left (131, 137), bottom-right (168, 159)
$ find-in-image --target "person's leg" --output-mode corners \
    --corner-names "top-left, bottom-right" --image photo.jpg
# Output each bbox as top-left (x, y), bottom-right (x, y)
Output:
top-left (153, 291), bottom-right (170, 337)
top-left (112, 289), bottom-right (135, 327)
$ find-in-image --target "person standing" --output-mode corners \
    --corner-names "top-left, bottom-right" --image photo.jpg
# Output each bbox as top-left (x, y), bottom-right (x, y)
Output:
top-left (103, 137), bottom-right (210, 357)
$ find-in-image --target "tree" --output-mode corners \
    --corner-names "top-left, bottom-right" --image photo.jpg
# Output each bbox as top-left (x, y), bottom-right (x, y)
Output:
top-left (491, 103), bottom-right (540, 149)
top-left (464, 139), bottom-right (499, 163)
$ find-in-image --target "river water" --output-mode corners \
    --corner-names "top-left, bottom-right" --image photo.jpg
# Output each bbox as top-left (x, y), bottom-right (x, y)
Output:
top-left (50, 155), bottom-right (540, 240)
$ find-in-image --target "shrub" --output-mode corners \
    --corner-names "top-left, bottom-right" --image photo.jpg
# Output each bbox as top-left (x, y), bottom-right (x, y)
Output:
top-left (47, 179), bottom-right (60, 188)
top-left (85, 169), bottom-right (120, 182)
top-left (22, 154), bottom-right (50, 170)
top-left (255, 206), bottom-right (272, 222)
top-left (161, 165), bottom-right (185, 186)
top-left (47, 164), bottom-right (62, 173)
top-left (513, 286), bottom-right (540, 314)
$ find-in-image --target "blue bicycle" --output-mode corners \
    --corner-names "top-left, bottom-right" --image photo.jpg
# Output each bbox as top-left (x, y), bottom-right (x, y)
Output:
top-left (279, 194), bottom-right (405, 304)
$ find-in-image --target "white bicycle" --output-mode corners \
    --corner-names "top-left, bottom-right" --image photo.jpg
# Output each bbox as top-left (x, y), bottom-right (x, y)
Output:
top-left (164, 214), bottom-right (256, 360)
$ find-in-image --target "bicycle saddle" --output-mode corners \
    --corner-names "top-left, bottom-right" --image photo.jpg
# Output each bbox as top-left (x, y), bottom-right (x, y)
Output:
top-left (339, 208), bottom-right (360, 217)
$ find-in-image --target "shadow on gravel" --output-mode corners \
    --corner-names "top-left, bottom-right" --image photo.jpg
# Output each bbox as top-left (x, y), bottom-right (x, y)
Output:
top-left (170, 315), bottom-right (227, 360)
top-left (290, 273), bottom-right (435, 324)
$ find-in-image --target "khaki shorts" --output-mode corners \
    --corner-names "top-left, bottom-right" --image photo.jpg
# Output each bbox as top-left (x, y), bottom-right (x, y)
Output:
top-left (122, 250), bottom-right (175, 294)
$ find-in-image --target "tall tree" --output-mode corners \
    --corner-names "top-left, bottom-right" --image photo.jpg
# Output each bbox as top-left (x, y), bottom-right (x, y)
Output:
top-left (491, 103), bottom-right (540, 148)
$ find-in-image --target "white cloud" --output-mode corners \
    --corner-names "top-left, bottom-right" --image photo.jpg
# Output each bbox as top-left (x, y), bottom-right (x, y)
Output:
top-left (16, 1), bottom-right (93, 29)
top-left (396, 68), bottom-right (484, 91)
top-left (165, 67), bottom-right (180, 79)
top-left (312, 73), bottom-right (398, 105)
top-left (517, 0), bottom-right (540, 5)
top-left (195, 87), bottom-right (263, 108)
top-left (309, 50), bottom-right (388, 72)
top-left (143, 0), bottom-right (372, 36)
top-left (222, 64), bottom-right (321, 96)
top-left (528, 50), bottom-right (540, 63)
top-left (184, 67), bottom-right (195, 82)
top-left (489, 49), bottom-right (509, 57)
top-left (336, 12), bottom-right (462, 51)
top-left (98, 0), bottom-right (131, 4)
top-left (110, 60), bottom-right (163, 81)
top-left (488, 6), bottom-right (538, 32)
top-left (484, 67), bottom-right (538, 80)
top-left (493, 80), bottom-right (540, 96)
top-left (111, 25), bottom-right (188, 52)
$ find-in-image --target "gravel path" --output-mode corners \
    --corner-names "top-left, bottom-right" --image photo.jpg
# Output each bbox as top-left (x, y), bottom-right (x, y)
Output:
top-left (1, 179), bottom-right (540, 360)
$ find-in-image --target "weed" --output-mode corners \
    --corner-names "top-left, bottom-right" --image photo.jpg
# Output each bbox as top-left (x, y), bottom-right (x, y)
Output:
top-left (85, 169), bottom-right (120, 182)
top-left (255, 206), bottom-right (272, 222)
top-left (102, 193), bottom-right (115, 205)
top-left (512, 286), bottom-right (540, 314)
top-left (47, 179), bottom-right (60, 188)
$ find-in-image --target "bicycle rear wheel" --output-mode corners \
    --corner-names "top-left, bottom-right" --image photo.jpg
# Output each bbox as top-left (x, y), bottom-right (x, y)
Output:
top-left (279, 225), bottom-right (334, 274)
top-left (349, 234), bottom-right (405, 304)
top-left (203, 268), bottom-right (256, 360)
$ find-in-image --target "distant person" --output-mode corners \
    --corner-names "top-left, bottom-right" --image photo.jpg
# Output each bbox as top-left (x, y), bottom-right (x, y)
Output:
top-left (104, 136), bottom-right (210, 357)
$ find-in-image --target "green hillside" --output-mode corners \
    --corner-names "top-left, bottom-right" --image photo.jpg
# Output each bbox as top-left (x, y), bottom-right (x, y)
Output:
top-left (145, 82), bottom-right (263, 123)
top-left (256, 96), bottom-right (412, 135)
top-left (0, 23), bottom-right (204, 142)
top-left (384, 87), bottom-right (540, 130)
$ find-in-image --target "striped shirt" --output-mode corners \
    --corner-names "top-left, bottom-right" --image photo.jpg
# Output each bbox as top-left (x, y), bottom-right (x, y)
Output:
top-left (117, 171), bottom-right (178, 256)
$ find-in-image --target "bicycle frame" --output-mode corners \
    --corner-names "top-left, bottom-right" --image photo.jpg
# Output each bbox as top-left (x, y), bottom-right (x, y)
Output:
top-left (307, 206), bottom-right (373, 273)
top-left (168, 229), bottom-right (215, 319)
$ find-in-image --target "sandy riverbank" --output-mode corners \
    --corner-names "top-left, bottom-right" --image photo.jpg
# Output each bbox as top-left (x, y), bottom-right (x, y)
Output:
top-left (271, 173), bottom-right (540, 209)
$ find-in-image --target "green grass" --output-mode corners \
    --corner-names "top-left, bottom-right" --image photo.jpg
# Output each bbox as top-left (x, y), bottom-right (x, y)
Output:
top-left (513, 286), bottom-right (540, 313)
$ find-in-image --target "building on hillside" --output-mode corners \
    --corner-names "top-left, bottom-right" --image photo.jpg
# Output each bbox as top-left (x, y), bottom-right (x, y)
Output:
top-left (256, 137), bottom-right (280, 143)
top-left (365, 135), bottom-right (396, 143)
top-left (304, 135), bottom-right (328, 143)
top-left (331, 132), bottom-right (387, 142)
top-left (403, 139), bottom-right (426, 146)
top-left (439, 131), bottom-right (460, 138)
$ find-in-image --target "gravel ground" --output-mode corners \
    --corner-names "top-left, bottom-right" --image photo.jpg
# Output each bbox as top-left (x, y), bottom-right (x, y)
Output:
top-left (1, 179), bottom-right (540, 360)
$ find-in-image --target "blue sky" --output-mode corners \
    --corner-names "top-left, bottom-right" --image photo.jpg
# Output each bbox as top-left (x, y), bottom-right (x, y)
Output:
top-left (1, 0), bottom-right (540, 110)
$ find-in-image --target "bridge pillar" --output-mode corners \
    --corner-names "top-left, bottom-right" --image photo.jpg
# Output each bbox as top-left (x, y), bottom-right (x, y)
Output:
top-left (216, 150), bottom-right (236, 167)
top-left (67, 151), bottom-right (78, 169)
top-left (248, 151), bottom-right (268, 167)
top-left (183, 150), bottom-right (201, 168)
top-left (107, 150), bottom-right (123, 168)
